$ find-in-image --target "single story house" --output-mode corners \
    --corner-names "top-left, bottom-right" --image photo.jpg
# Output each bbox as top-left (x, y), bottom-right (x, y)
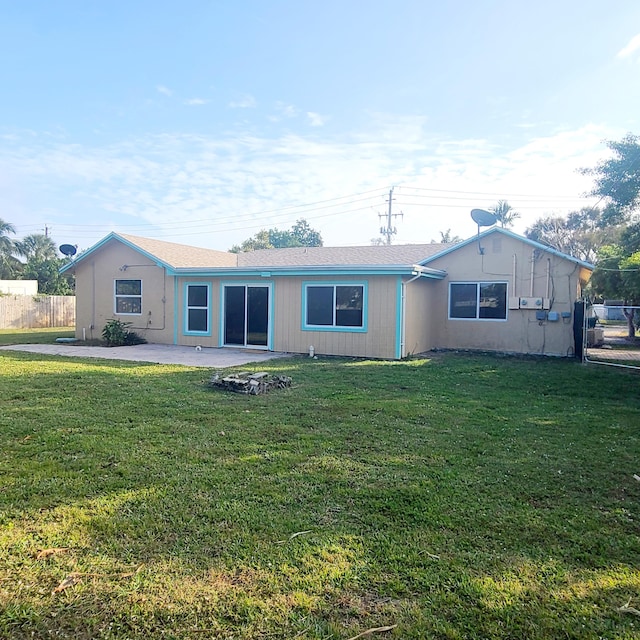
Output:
top-left (61, 227), bottom-right (593, 358)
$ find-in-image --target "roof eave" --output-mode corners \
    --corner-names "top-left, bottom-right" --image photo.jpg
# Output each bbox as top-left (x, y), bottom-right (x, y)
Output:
top-left (419, 226), bottom-right (595, 271)
top-left (58, 232), bottom-right (174, 273)
top-left (168, 264), bottom-right (447, 278)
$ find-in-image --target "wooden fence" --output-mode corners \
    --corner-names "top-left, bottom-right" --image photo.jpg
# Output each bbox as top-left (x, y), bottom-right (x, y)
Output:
top-left (0, 295), bottom-right (75, 329)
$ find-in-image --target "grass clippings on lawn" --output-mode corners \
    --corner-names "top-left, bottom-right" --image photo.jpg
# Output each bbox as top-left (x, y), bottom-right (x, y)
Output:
top-left (1, 348), bottom-right (639, 639)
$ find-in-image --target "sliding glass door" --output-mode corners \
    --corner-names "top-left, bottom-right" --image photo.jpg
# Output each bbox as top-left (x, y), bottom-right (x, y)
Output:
top-left (223, 285), bottom-right (270, 348)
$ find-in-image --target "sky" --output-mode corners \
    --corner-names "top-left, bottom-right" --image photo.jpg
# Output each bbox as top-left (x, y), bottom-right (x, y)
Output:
top-left (1, 0), bottom-right (640, 253)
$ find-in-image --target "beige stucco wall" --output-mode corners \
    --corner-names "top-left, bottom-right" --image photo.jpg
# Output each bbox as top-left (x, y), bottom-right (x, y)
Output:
top-left (425, 233), bottom-right (587, 356)
top-left (73, 241), bottom-right (174, 343)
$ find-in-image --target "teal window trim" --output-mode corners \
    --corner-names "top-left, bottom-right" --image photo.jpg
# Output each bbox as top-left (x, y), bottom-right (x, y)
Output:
top-left (184, 282), bottom-right (212, 336)
top-left (218, 281), bottom-right (274, 349)
top-left (302, 281), bottom-right (368, 333)
top-left (448, 281), bottom-right (508, 321)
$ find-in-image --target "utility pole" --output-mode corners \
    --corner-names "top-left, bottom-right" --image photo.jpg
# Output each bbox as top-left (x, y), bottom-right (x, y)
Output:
top-left (378, 187), bottom-right (403, 245)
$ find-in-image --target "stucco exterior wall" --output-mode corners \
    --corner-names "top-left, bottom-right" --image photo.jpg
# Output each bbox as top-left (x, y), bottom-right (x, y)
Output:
top-left (426, 233), bottom-right (585, 356)
top-left (73, 241), bottom-right (174, 343)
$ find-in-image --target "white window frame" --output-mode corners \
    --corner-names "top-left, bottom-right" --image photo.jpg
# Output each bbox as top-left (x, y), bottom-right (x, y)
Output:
top-left (448, 281), bottom-right (508, 321)
top-left (114, 279), bottom-right (142, 315)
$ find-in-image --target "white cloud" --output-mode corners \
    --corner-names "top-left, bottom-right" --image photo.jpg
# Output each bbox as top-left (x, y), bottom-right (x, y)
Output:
top-left (184, 98), bottom-right (208, 106)
top-left (617, 33), bottom-right (640, 59)
top-left (269, 102), bottom-right (300, 122)
top-left (306, 112), bottom-right (327, 127)
top-left (156, 85), bottom-right (173, 97)
top-left (0, 120), bottom-right (619, 252)
top-left (228, 94), bottom-right (257, 109)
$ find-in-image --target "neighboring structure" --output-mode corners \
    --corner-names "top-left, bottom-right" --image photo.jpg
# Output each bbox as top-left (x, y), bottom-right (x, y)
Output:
top-left (0, 280), bottom-right (38, 295)
top-left (61, 228), bottom-right (593, 358)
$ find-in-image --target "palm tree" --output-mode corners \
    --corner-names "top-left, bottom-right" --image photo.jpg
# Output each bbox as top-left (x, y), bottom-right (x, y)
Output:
top-left (14, 233), bottom-right (58, 262)
top-left (0, 218), bottom-right (19, 278)
top-left (489, 200), bottom-right (520, 228)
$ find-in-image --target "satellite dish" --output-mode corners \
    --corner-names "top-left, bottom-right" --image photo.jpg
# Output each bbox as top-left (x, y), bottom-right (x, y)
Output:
top-left (470, 209), bottom-right (498, 227)
top-left (59, 244), bottom-right (77, 258)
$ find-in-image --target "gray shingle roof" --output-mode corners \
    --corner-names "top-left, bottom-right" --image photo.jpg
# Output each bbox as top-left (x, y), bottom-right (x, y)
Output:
top-left (118, 234), bottom-right (238, 268)
top-left (236, 243), bottom-right (450, 267)
top-left (117, 234), bottom-right (449, 269)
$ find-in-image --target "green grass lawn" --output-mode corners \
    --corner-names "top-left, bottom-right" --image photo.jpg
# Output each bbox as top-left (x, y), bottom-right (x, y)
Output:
top-left (1, 348), bottom-right (639, 639)
top-left (0, 327), bottom-right (75, 346)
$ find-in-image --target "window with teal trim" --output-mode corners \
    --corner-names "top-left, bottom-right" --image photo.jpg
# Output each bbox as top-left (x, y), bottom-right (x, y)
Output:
top-left (187, 284), bottom-right (209, 333)
top-left (306, 284), bottom-right (364, 328)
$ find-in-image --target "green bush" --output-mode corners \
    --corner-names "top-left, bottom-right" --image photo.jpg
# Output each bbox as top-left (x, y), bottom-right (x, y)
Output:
top-left (101, 319), bottom-right (147, 347)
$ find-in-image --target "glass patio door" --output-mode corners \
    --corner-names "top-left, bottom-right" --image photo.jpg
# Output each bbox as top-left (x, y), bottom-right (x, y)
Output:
top-left (223, 285), bottom-right (269, 348)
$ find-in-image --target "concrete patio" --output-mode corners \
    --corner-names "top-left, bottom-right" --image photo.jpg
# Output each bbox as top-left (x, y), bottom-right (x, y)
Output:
top-left (0, 343), bottom-right (293, 368)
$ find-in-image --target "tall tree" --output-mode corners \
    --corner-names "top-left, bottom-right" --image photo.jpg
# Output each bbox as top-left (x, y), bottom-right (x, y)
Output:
top-left (577, 133), bottom-right (640, 337)
top-left (23, 257), bottom-right (75, 295)
top-left (581, 133), bottom-right (640, 214)
top-left (525, 206), bottom-right (623, 264)
top-left (230, 218), bottom-right (323, 253)
top-left (290, 219), bottom-right (323, 247)
top-left (0, 218), bottom-right (19, 278)
top-left (14, 233), bottom-right (57, 262)
top-left (489, 200), bottom-right (520, 228)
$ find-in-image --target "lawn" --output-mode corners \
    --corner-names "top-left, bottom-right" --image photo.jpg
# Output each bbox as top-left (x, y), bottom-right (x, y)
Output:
top-left (1, 345), bottom-right (639, 639)
top-left (0, 327), bottom-right (75, 346)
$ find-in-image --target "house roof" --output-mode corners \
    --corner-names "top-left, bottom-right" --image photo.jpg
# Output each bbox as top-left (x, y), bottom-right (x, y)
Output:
top-left (117, 233), bottom-right (238, 268)
top-left (60, 227), bottom-right (594, 277)
top-left (237, 243), bottom-right (451, 267)
top-left (61, 232), bottom-right (450, 276)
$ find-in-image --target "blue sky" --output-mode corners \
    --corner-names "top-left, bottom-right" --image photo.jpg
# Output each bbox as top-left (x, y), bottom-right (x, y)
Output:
top-left (2, 1), bottom-right (640, 252)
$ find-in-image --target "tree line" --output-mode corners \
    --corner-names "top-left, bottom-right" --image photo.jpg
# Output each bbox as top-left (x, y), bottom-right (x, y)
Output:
top-left (0, 223), bottom-right (74, 295)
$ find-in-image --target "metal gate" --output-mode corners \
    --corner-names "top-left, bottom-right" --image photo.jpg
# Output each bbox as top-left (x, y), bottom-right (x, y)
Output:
top-left (579, 301), bottom-right (640, 371)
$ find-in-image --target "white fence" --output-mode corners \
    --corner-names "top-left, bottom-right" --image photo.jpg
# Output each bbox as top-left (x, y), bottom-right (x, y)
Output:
top-left (0, 295), bottom-right (75, 329)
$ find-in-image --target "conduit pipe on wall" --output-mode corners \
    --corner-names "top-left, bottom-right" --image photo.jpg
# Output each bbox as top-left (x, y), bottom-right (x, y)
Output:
top-left (546, 258), bottom-right (551, 300)
top-left (530, 250), bottom-right (535, 297)
top-left (512, 254), bottom-right (517, 297)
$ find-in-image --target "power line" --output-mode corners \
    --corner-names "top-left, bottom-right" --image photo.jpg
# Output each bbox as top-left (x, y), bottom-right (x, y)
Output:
top-left (397, 184), bottom-right (592, 200)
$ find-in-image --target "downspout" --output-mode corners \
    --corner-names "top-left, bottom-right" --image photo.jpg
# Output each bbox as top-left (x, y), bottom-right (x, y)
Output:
top-left (91, 261), bottom-right (96, 340)
top-left (400, 270), bottom-right (424, 359)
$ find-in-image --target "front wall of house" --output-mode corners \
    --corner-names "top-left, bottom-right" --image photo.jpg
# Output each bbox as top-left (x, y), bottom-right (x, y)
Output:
top-left (425, 234), bottom-right (583, 356)
top-left (74, 242), bottom-right (174, 344)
